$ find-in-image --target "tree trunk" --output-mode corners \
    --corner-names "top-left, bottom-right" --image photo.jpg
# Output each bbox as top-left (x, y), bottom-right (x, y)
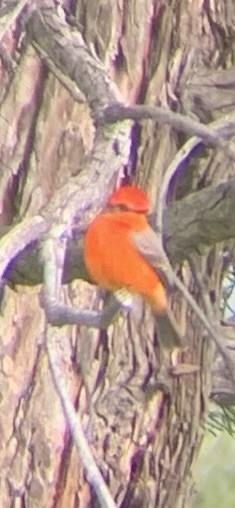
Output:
top-left (0, 1), bottom-right (233, 507)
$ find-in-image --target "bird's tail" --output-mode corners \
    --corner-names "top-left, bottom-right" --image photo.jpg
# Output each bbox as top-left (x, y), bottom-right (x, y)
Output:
top-left (155, 309), bottom-right (183, 350)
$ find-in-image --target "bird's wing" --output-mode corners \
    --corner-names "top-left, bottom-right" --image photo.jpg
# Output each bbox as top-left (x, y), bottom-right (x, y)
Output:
top-left (130, 226), bottom-right (174, 290)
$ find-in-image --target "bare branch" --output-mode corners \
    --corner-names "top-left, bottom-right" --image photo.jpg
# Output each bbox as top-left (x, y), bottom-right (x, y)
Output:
top-left (41, 236), bottom-right (123, 328)
top-left (47, 329), bottom-right (117, 508)
top-left (26, 0), bottom-right (121, 112)
top-left (157, 113), bottom-right (235, 232)
top-left (0, 216), bottom-right (46, 281)
top-left (23, 0), bottom-right (132, 239)
top-left (102, 104), bottom-right (235, 160)
top-left (165, 176), bottom-right (235, 261)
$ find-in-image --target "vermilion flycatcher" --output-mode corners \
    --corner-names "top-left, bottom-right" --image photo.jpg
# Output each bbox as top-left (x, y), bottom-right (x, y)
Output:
top-left (84, 185), bottom-right (182, 349)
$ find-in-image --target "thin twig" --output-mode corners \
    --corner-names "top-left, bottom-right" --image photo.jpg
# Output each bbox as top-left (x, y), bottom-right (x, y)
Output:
top-left (189, 257), bottom-right (216, 323)
top-left (47, 333), bottom-right (117, 508)
top-left (157, 113), bottom-right (235, 232)
top-left (171, 271), bottom-right (235, 385)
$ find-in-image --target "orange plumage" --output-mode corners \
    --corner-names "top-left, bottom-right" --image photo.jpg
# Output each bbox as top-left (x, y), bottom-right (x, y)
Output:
top-left (84, 185), bottom-right (181, 348)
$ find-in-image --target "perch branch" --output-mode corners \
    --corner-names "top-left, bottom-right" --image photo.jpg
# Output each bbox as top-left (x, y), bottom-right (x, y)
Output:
top-left (41, 235), bottom-right (126, 328)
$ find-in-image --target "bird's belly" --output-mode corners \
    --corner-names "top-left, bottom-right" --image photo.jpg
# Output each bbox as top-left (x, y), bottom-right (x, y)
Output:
top-left (85, 235), bottom-right (159, 298)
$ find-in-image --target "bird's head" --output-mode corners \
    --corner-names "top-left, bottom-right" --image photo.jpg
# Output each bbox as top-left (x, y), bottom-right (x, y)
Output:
top-left (108, 185), bottom-right (150, 213)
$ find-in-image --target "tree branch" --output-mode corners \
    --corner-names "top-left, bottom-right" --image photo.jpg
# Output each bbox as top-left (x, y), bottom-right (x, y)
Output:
top-left (165, 177), bottom-right (235, 261)
top-left (157, 113), bottom-right (235, 233)
top-left (40, 235), bottom-right (126, 327)
top-left (26, 0), bottom-right (120, 112)
top-left (102, 105), bottom-right (235, 161)
top-left (0, 216), bottom-right (46, 282)
top-left (23, 0), bottom-right (132, 246)
top-left (47, 329), bottom-right (117, 508)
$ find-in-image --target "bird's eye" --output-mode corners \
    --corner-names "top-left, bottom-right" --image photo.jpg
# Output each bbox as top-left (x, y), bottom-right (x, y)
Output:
top-left (118, 204), bottom-right (130, 211)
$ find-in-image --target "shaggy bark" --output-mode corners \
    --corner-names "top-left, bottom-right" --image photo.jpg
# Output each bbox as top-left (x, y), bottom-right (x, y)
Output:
top-left (0, 1), bottom-right (234, 507)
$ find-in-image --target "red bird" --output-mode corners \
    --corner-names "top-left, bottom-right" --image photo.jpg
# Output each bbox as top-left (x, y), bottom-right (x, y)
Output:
top-left (84, 185), bottom-right (182, 349)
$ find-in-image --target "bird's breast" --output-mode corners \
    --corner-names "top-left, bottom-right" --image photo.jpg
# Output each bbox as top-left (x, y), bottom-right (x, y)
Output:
top-left (84, 212), bottom-right (162, 299)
